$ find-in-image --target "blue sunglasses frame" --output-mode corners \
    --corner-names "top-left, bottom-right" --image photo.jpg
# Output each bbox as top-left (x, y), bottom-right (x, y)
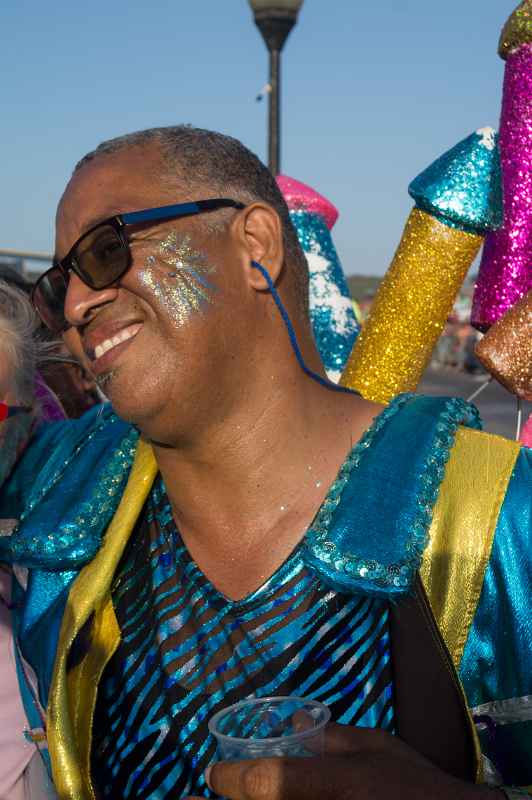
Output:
top-left (32, 198), bottom-right (245, 332)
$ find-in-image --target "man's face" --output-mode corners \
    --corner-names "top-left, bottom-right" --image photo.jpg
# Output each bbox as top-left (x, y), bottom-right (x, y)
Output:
top-left (56, 146), bottom-right (248, 441)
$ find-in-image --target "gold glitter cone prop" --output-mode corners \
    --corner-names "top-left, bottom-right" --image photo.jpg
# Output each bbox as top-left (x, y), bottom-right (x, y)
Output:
top-left (475, 290), bottom-right (532, 401)
top-left (340, 130), bottom-right (502, 403)
top-left (340, 211), bottom-right (481, 402)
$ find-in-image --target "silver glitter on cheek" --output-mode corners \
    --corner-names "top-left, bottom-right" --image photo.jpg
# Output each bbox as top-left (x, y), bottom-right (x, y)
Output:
top-left (139, 232), bottom-right (217, 329)
top-left (95, 370), bottom-right (117, 389)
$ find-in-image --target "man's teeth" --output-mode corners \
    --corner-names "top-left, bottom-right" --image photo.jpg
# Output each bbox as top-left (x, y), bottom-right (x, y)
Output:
top-left (94, 327), bottom-right (138, 360)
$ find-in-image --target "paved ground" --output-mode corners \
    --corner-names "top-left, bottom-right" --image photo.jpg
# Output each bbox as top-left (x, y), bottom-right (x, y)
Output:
top-left (418, 367), bottom-right (531, 441)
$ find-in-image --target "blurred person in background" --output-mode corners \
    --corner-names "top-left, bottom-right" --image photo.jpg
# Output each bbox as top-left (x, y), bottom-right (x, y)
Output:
top-left (0, 265), bottom-right (100, 419)
top-left (0, 280), bottom-right (56, 799)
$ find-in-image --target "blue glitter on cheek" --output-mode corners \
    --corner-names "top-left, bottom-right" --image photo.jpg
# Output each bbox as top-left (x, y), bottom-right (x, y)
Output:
top-left (139, 232), bottom-right (218, 329)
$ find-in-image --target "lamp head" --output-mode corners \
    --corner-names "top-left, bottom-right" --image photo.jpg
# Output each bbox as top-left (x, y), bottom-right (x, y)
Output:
top-left (248, 0), bottom-right (304, 51)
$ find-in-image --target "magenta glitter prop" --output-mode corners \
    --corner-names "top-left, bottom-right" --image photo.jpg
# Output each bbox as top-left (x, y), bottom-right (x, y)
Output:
top-left (471, 44), bottom-right (532, 330)
top-left (277, 175), bottom-right (338, 230)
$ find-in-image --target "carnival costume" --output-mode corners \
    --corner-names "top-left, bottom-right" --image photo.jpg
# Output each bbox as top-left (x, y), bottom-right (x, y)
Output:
top-left (0, 394), bottom-right (530, 798)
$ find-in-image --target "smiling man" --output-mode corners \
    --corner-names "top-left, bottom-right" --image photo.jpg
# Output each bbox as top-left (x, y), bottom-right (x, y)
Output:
top-left (1, 126), bottom-right (531, 800)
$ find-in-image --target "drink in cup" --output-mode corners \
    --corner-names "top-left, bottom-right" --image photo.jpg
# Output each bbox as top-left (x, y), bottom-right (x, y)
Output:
top-left (208, 696), bottom-right (331, 761)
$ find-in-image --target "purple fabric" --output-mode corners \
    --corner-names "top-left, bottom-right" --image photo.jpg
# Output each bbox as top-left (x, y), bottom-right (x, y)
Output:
top-left (34, 373), bottom-right (66, 422)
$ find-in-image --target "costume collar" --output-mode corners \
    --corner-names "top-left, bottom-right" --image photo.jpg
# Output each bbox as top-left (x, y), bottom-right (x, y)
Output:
top-left (302, 393), bottom-right (481, 597)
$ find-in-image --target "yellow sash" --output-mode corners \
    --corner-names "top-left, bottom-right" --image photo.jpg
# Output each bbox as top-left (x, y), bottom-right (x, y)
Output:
top-left (421, 426), bottom-right (520, 668)
top-left (47, 440), bottom-right (157, 799)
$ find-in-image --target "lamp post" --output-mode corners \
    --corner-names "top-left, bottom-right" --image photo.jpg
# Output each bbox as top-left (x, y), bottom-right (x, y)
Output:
top-left (248, 0), bottom-right (304, 175)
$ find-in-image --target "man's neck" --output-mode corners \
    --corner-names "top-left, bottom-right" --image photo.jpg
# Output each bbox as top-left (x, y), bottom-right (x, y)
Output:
top-left (151, 377), bottom-right (382, 600)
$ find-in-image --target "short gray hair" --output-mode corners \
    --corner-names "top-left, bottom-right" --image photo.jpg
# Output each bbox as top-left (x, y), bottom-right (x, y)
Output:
top-left (74, 125), bottom-right (309, 311)
top-left (0, 280), bottom-right (39, 405)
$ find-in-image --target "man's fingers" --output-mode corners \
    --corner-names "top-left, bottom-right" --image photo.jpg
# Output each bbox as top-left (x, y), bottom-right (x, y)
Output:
top-left (204, 727), bottom-right (435, 800)
top-left (323, 722), bottom-right (390, 755)
top-left (206, 756), bottom-right (342, 800)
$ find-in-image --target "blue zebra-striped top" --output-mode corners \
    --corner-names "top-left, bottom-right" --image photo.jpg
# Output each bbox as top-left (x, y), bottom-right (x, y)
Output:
top-left (92, 477), bottom-right (394, 799)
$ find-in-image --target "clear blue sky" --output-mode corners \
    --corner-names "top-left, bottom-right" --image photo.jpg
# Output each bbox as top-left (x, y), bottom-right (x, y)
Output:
top-left (1, 0), bottom-right (513, 276)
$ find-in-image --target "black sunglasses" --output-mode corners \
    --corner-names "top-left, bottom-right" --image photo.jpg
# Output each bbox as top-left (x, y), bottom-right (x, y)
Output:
top-left (32, 198), bottom-right (245, 333)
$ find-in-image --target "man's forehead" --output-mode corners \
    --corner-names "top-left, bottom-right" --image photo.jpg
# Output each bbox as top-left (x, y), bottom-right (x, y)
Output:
top-left (62, 148), bottom-right (168, 210)
top-left (56, 146), bottom-right (187, 239)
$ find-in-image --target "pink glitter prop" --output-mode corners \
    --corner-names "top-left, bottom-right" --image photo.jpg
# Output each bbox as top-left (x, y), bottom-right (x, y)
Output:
top-left (521, 413), bottom-right (532, 448)
top-left (276, 175), bottom-right (339, 230)
top-left (471, 44), bottom-right (532, 330)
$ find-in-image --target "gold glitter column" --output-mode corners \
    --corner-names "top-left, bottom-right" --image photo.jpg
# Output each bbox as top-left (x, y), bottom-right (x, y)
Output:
top-left (340, 209), bottom-right (482, 402)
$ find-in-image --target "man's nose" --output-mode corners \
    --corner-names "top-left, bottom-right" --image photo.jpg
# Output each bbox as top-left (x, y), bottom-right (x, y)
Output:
top-left (64, 272), bottom-right (119, 327)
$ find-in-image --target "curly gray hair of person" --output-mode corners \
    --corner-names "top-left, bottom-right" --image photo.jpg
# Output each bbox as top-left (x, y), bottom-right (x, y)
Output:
top-left (0, 279), bottom-right (40, 406)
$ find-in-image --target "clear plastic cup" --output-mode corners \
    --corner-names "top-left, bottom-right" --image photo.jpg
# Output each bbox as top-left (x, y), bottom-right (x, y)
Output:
top-left (208, 696), bottom-right (331, 760)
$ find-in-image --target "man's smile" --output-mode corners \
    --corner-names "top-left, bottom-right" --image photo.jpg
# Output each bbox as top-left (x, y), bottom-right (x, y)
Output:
top-left (83, 320), bottom-right (143, 372)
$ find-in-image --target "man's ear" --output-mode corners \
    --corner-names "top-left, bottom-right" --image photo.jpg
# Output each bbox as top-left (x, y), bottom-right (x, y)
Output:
top-left (231, 202), bottom-right (285, 291)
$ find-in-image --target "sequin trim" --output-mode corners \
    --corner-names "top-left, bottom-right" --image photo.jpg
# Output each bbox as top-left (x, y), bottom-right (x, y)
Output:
top-left (304, 394), bottom-right (481, 592)
top-left (10, 413), bottom-right (139, 567)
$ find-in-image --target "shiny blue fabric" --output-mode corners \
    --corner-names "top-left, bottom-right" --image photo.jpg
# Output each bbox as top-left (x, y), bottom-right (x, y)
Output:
top-left (459, 446), bottom-right (532, 785)
top-left (460, 447), bottom-right (532, 707)
top-left (0, 404), bottom-right (138, 703)
top-left (303, 394), bottom-right (481, 597)
top-left (4, 389), bottom-right (529, 791)
top-left (92, 480), bottom-right (394, 798)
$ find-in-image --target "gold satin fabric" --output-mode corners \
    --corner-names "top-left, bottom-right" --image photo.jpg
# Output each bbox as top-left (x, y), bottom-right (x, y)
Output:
top-left (47, 440), bottom-right (158, 799)
top-left (421, 426), bottom-right (521, 669)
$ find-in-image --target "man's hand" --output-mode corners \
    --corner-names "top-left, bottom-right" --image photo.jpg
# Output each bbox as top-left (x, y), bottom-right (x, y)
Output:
top-left (189, 723), bottom-right (504, 800)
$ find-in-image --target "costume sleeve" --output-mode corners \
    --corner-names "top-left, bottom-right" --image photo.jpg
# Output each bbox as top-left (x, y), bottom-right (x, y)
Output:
top-left (459, 446), bottom-right (532, 788)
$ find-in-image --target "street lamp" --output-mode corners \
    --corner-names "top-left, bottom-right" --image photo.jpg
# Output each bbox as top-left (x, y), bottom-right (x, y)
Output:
top-left (248, 0), bottom-right (304, 175)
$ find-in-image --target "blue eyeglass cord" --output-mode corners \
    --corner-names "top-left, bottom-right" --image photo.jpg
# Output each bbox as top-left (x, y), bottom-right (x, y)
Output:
top-left (250, 260), bottom-right (358, 396)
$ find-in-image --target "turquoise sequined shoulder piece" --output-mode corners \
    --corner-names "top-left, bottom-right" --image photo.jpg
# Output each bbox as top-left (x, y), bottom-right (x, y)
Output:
top-left (303, 394), bottom-right (481, 597)
top-left (2, 406), bottom-right (139, 702)
top-left (0, 404), bottom-right (138, 571)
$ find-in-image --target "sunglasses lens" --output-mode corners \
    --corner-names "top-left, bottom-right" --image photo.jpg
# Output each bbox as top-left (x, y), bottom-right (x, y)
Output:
top-left (76, 225), bottom-right (128, 289)
top-left (33, 225), bottom-right (129, 333)
top-left (32, 268), bottom-right (69, 333)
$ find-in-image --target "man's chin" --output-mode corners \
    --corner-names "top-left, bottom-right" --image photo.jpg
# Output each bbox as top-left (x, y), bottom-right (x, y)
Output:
top-left (100, 371), bottom-right (153, 428)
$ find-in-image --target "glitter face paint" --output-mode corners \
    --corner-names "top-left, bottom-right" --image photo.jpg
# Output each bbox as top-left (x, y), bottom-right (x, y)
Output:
top-left (475, 290), bottom-right (532, 401)
top-left (139, 232), bottom-right (217, 329)
top-left (471, 43), bottom-right (532, 329)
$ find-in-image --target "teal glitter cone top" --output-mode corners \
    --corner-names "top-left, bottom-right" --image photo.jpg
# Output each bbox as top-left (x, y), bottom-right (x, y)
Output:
top-left (408, 128), bottom-right (503, 233)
